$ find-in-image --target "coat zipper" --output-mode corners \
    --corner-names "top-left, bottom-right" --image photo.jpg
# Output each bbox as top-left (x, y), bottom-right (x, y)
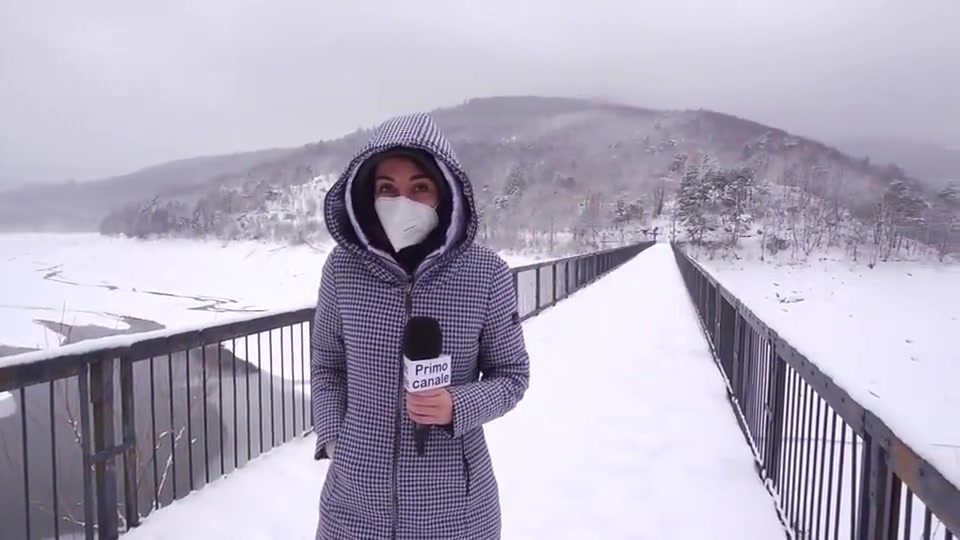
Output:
top-left (392, 277), bottom-right (414, 539)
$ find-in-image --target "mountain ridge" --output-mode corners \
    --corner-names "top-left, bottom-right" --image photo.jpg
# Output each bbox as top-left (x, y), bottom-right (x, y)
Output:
top-left (1, 96), bottom-right (953, 259)
top-left (0, 147), bottom-right (299, 231)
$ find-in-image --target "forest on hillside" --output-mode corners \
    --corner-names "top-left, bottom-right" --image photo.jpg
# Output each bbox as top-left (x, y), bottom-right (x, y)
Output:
top-left (87, 98), bottom-right (957, 263)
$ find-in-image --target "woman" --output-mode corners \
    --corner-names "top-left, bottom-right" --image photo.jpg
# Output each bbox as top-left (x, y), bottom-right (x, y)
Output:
top-left (310, 112), bottom-right (531, 539)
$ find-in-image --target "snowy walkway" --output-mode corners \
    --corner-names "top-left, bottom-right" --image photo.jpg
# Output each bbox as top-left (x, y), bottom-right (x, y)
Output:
top-left (121, 244), bottom-right (785, 540)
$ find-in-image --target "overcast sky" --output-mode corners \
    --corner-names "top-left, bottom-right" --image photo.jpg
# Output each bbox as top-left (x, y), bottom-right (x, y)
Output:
top-left (1, 0), bottom-right (957, 184)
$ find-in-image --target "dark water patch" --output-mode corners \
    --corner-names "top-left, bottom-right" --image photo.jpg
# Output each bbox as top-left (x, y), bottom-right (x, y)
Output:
top-left (187, 302), bottom-right (269, 314)
top-left (0, 306), bottom-right (165, 352)
top-left (35, 315), bottom-right (164, 345)
top-left (0, 306), bottom-right (163, 359)
top-left (0, 344), bottom-right (37, 358)
top-left (40, 267), bottom-right (83, 287)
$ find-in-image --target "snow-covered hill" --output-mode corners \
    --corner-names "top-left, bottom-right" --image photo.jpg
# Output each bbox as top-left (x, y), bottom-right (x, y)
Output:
top-left (90, 96), bottom-right (954, 256)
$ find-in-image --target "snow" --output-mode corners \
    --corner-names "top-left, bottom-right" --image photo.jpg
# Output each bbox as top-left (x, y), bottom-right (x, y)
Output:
top-left (0, 233), bottom-right (544, 357)
top-left (119, 244), bottom-right (784, 539)
top-left (0, 391), bottom-right (15, 418)
top-left (0, 233), bottom-right (329, 352)
top-left (694, 248), bottom-right (960, 490)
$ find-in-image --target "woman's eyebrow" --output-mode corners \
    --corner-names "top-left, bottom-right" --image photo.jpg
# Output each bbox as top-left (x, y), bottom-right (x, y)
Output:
top-left (376, 174), bottom-right (431, 181)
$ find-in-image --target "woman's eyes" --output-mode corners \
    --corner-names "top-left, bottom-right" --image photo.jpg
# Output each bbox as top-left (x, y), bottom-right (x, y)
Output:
top-left (376, 182), bottom-right (431, 194)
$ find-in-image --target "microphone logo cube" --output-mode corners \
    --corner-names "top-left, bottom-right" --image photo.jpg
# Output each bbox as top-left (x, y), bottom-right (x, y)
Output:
top-left (403, 355), bottom-right (452, 393)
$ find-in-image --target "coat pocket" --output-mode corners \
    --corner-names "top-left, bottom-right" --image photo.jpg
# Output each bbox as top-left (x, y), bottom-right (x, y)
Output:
top-left (461, 437), bottom-right (472, 496)
top-left (325, 416), bottom-right (387, 514)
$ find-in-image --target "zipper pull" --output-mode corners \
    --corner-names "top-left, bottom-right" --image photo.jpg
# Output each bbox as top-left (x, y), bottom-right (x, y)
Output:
top-left (404, 280), bottom-right (413, 313)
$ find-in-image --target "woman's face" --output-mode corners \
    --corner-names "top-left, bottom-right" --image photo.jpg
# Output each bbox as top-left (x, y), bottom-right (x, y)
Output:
top-left (373, 157), bottom-right (439, 208)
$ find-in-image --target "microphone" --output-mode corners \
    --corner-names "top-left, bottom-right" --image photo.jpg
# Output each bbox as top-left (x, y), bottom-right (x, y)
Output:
top-left (402, 316), bottom-right (451, 456)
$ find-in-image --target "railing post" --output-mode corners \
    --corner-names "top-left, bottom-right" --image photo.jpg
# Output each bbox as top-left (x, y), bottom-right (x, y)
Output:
top-left (857, 432), bottom-right (874, 540)
top-left (731, 314), bottom-right (743, 395)
top-left (78, 365), bottom-right (96, 540)
top-left (881, 463), bottom-right (901, 540)
top-left (120, 356), bottom-right (140, 530)
top-left (551, 263), bottom-right (557, 306)
top-left (765, 346), bottom-right (788, 489)
top-left (863, 433), bottom-right (900, 540)
top-left (534, 266), bottom-right (541, 312)
top-left (90, 357), bottom-right (120, 540)
top-left (712, 285), bottom-right (721, 344)
top-left (309, 317), bottom-right (315, 428)
top-left (698, 273), bottom-right (707, 319)
top-left (702, 278), bottom-right (709, 320)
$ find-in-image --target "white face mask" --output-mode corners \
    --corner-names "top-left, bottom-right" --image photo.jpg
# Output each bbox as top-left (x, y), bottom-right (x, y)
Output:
top-left (374, 196), bottom-right (439, 251)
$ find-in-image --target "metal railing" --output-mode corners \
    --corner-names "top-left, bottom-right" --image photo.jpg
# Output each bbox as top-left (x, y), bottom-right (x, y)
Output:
top-left (672, 244), bottom-right (959, 540)
top-left (0, 241), bottom-right (652, 540)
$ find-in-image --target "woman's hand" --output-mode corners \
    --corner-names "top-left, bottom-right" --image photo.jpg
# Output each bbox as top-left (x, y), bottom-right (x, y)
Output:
top-left (406, 388), bottom-right (453, 425)
top-left (324, 440), bottom-right (336, 459)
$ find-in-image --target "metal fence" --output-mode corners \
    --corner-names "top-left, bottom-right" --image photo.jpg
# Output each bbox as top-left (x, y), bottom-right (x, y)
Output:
top-left (671, 244), bottom-right (959, 540)
top-left (0, 241), bottom-right (652, 540)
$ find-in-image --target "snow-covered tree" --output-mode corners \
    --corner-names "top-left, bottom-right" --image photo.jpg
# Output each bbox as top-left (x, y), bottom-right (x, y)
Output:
top-left (718, 166), bottom-right (756, 246)
top-left (675, 161), bottom-right (717, 244)
top-left (928, 183), bottom-right (959, 260)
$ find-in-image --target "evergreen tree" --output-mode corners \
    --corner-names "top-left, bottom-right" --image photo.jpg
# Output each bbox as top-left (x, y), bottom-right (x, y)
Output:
top-left (929, 183), bottom-right (959, 260)
top-left (676, 162), bottom-right (716, 244)
top-left (719, 166), bottom-right (756, 245)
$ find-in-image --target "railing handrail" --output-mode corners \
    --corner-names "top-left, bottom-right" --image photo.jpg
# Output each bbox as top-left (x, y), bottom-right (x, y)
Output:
top-left (0, 304), bottom-right (316, 393)
top-left (0, 243), bottom-right (649, 393)
top-left (672, 244), bottom-right (960, 535)
top-left (509, 243), bottom-right (639, 274)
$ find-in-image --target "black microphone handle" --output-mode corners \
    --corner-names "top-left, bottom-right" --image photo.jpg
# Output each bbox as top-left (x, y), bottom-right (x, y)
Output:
top-left (414, 423), bottom-right (430, 456)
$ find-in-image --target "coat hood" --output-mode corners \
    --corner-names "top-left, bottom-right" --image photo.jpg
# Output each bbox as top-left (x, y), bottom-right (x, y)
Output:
top-left (323, 113), bottom-right (478, 275)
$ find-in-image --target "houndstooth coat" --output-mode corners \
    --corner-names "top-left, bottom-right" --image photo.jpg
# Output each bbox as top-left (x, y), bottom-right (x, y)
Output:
top-left (310, 113), bottom-right (531, 539)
